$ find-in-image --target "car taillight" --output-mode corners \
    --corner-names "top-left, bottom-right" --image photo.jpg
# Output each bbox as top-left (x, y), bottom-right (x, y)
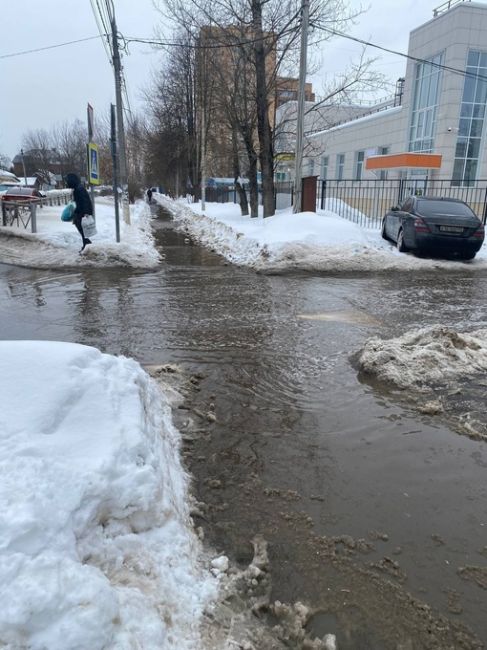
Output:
top-left (474, 224), bottom-right (485, 238)
top-left (414, 217), bottom-right (430, 233)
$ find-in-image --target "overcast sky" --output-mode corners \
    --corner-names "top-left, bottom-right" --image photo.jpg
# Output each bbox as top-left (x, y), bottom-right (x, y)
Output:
top-left (1, 0), bottom-right (444, 160)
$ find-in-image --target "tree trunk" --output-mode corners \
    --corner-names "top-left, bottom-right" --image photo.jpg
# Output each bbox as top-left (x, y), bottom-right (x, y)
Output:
top-left (232, 128), bottom-right (249, 216)
top-left (246, 147), bottom-right (259, 218)
top-left (240, 126), bottom-right (259, 217)
top-left (251, 0), bottom-right (275, 218)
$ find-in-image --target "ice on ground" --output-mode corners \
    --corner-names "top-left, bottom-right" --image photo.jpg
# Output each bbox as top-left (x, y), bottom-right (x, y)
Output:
top-left (0, 341), bottom-right (216, 649)
top-left (0, 199), bottom-right (159, 269)
top-left (357, 325), bottom-right (487, 390)
top-left (154, 194), bottom-right (487, 272)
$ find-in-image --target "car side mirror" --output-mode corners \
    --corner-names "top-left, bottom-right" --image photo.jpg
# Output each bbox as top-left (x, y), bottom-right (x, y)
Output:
top-left (390, 206), bottom-right (399, 211)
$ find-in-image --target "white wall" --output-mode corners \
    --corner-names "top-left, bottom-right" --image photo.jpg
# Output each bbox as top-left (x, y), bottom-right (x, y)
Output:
top-left (305, 2), bottom-right (487, 181)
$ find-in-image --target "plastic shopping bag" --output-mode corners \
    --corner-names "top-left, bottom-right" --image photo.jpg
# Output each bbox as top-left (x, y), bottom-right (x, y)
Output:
top-left (61, 201), bottom-right (75, 222)
top-left (81, 215), bottom-right (97, 238)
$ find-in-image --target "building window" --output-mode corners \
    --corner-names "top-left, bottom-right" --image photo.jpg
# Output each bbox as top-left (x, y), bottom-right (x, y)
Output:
top-left (452, 50), bottom-right (487, 186)
top-left (379, 146), bottom-right (389, 180)
top-left (355, 151), bottom-right (365, 180)
top-left (337, 154), bottom-right (345, 180)
top-left (308, 158), bottom-right (315, 176)
top-left (409, 52), bottom-right (443, 153)
top-left (321, 156), bottom-right (329, 180)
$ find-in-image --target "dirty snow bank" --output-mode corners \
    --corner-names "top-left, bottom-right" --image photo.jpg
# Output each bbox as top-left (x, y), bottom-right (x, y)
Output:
top-left (202, 535), bottom-right (337, 649)
top-left (154, 195), bottom-right (487, 272)
top-left (0, 341), bottom-right (216, 649)
top-left (0, 199), bottom-right (159, 268)
top-left (357, 326), bottom-right (487, 390)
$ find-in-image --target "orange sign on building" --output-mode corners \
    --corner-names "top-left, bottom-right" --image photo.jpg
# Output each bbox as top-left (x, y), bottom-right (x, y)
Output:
top-left (366, 152), bottom-right (442, 170)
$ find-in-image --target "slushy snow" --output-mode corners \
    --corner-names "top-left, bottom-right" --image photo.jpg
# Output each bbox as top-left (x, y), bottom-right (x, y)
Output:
top-left (357, 325), bottom-right (487, 390)
top-left (155, 194), bottom-right (487, 272)
top-left (0, 341), bottom-right (216, 649)
top-left (0, 197), bottom-right (159, 269)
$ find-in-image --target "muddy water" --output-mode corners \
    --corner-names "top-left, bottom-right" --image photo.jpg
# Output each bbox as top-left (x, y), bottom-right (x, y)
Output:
top-left (1, 209), bottom-right (487, 647)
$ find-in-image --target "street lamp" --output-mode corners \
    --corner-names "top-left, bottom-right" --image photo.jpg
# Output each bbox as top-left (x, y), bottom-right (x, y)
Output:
top-left (20, 149), bottom-right (27, 186)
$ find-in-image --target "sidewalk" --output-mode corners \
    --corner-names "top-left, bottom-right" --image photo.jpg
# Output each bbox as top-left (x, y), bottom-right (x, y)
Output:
top-left (0, 198), bottom-right (160, 269)
top-left (155, 195), bottom-right (487, 273)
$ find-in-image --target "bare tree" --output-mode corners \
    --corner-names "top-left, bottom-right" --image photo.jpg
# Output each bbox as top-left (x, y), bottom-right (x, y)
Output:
top-left (143, 32), bottom-right (200, 196)
top-left (21, 129), bottom-right (54, 176)
top-left (0, 153), bottom-right (11, 171)
top-left (155, 0), bottom-right (362, 217)
top-left (51, 119), bottom-right (87, 179)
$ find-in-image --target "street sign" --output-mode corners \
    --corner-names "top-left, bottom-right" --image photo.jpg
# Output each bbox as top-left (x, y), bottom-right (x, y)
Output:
top-left (87, 142), bottom-right (100, 185)
top-left (87, 103), bottom-right (94, 141)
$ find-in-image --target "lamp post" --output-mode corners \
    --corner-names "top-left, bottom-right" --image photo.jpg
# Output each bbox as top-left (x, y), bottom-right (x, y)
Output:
top-left (293, 0), bottom-right (310, 214)
top-left (20, 149), bottom-right (27, 186)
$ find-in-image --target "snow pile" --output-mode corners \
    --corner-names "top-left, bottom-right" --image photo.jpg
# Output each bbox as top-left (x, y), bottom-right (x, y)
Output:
top-left (0, 199), bottom-right (160, 269)
top-left (0, 341), bottom-right (216, 649)
top-left (155, 195), bottom-right (487, 272)
top-left (357, 326), bottom-right (487, 389)
top-left (322, 196), bottom-right (368, 223)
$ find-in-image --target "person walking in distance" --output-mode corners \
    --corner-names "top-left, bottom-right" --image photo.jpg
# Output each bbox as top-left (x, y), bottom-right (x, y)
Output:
top-left (147, 187), bottom-right (153, 204)
top-left (65, 173), bottom-right (93, 252)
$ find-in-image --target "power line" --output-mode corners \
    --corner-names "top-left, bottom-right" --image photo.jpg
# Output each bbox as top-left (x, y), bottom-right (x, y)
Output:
top-left (317, 27), bottom-right (487, 83)
top-left (91, 0), bottom-right (113, 62)
top-left (4, 23), bottom-right (487, 87)
top-left (0, 35), bottom-right (103, 60)
top-left (125, 32), bottom-right (285, 50)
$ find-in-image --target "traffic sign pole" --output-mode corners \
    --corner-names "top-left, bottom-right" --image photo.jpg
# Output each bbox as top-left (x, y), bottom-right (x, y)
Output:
top-left (87, 103), bottom-right (96, 219)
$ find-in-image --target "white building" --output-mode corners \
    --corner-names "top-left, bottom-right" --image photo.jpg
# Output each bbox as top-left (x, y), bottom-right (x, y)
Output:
top-left (305, 0), bottom-right (487, 185)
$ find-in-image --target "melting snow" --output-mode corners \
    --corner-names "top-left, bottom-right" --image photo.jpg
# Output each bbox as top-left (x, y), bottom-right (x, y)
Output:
top-left (0, 199), bottom-right (159, 269)
top-left (154, 195), bottom-right (487, 273)
top-left (0, 341), bottom-right (216, 649)
top-left (357, 325), bottom-right (487, 390)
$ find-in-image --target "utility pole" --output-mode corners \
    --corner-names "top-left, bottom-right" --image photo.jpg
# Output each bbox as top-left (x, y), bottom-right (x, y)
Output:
top-left (293, 0), bottom-right (310, 214)
top-left (111, 13), bottom-right (130, 225)
top-left (201, 107), bottom-right (206, 211)
top-left (110, 104), bottom-right (121, 243)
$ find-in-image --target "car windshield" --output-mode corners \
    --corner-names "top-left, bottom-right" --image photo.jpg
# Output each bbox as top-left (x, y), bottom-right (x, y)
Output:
top-left (417, 199), bottom-right (475, 218)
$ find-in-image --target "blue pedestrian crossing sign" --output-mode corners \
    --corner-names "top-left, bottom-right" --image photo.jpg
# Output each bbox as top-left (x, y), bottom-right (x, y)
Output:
top-left (87, 142), bottom-right (100, 185)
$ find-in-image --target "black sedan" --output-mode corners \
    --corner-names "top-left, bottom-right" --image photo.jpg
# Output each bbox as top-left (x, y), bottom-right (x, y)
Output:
top-left (381, 196), bottom-right (485, 260)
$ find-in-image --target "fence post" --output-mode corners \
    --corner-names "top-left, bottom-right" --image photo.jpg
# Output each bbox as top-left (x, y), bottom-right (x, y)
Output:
top-left (482, 187), bottom-right (487, 225)
top-left (321, 180), bottom-right (326, 210)
top-left (30, 204), bottom-right (37, 233)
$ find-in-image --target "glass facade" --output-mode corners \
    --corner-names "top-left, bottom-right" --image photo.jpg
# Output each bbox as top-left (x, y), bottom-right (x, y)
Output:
top-left (355, 151), bottom-right (365, 180)
top-left (321, 156), bottom-right (328, 180)
top-left (337, 154), bottom-right (345, 180)
top-left (379, 146), bottom-right (389, 180)
top-left (452, 50), bottom-right (487, 186)
top-left (409, 53), bottom-right (443, 153)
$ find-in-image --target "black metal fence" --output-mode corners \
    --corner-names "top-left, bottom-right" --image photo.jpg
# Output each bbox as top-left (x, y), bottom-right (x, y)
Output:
top-left (189, 178), bottom-right (487, 227)
top-left (318, 178), bottom-right (487, 228)
top-left (191, 185), bottom-right (263, 204)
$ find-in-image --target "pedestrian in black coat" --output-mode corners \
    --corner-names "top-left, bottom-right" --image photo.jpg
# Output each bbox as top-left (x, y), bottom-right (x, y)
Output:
top-left (65, 173), bottom-right (93, 252)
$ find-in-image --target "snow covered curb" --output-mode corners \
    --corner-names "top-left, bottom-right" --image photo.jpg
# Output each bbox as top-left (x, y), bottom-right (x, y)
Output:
top-left (0, 200), bottom-right (160, 269)
top-left (357, 325), bottom-right (487, 390)
top-left (155, 195), bottom-right (487, 273)
top-left (0, 341), bottom-right (216, 649)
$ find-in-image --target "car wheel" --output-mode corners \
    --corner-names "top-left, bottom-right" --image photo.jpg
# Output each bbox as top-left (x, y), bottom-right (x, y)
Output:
top-left (397, 229), bottom-right (408, 253)
top-left (381, 219), bottom-right (388, 240)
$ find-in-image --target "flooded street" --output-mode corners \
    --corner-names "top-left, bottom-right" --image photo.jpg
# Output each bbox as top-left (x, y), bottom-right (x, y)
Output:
top-left (1, 209), bottom-right (487, 648)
